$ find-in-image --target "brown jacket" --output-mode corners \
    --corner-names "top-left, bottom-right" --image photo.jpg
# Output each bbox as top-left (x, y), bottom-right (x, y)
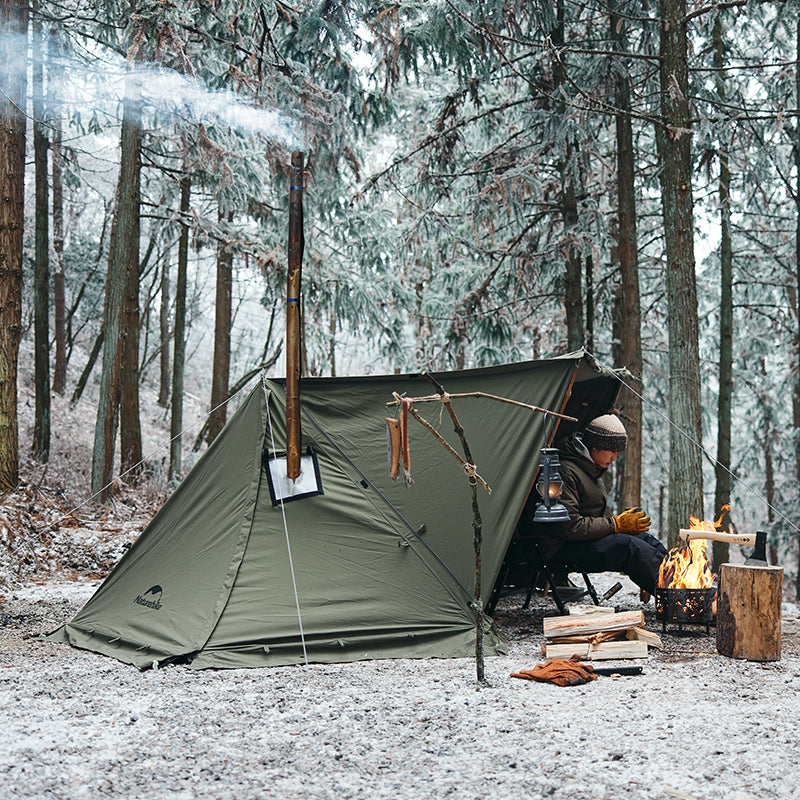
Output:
top-left (520, 434), bottom-right (614, 559)
top-left (557, 433), bottom-right (616, 542)
top-left (518, 433), bottom-right (615, 560)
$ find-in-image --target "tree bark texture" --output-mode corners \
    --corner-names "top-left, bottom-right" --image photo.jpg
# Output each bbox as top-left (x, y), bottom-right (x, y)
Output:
top-left (329, 308), bottom-right (337, 377)
top-left (759, 360), bottom-right (777, 565)
top-left (713, 14), bottom-right (732, 569)
top-left (611, 0), bottom-right (643, 510)
top-left (794, 15), bottom-right (800, 601)
top-left (553, 0), bottom-right (583, 352)
top-left (169, 176), bottom-right (190, 482)
top-left (71, 330), bottom-right (103, 406)
top-left (51, 103), bottom-right (67, 396)
top-left (207, 208), bottom-right (233, 444)
top-left (794, 17), bottom-right (800, 600)
top-left (0, 0), bottom-right (28, 492)
top-left (91, 78), bottom-right (141, 499)
top-left (32, 8), bottom-right (51, 461)
top-left (584, 255), bottom-right (594, 353)
top-left (158, 245), bottom-right (170, 408)
top-left (716, 563), bottom-right (782, 662)
top-left (119, 124), bottom-right (143, 480)
top-left (657, 0), bottom-right (704, 545)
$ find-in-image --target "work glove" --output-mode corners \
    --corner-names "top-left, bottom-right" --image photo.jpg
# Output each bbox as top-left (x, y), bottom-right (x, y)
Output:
top-left (612, 506), bottom-right (651, 534)
top-left (511, 655), bottom-right (597, 687)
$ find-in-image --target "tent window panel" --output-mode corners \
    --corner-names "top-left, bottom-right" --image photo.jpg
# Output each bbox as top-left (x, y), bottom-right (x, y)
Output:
top-left (264, 451), bottom-right (324, 506)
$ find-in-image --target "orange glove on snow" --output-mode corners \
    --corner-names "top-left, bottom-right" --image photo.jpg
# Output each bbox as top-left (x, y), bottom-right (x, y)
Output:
top-left (511, 656), bottom-right (597, 687)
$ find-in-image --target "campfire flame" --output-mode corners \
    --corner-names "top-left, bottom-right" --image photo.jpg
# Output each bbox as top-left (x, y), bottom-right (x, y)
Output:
top-left (657, 508), bottom-right (728, 590)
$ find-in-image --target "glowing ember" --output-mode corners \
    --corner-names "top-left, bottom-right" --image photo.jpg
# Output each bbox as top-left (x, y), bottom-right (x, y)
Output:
top-left (657, 511), bottom-right (725, 590)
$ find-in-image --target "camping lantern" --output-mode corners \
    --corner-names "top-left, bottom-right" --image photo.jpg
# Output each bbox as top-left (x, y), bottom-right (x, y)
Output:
top-left (532, 447), bottom-right (570, 523)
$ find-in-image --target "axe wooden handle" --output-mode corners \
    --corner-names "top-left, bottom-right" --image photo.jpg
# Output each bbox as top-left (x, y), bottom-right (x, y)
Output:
top-left (678, 529), bottom-right (756, 546)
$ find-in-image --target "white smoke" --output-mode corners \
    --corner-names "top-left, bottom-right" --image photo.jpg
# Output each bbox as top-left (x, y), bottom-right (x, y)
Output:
top-left (17, 34), bottom-right (303, 150)
top-left (125, 64), bottom-right (303, 150)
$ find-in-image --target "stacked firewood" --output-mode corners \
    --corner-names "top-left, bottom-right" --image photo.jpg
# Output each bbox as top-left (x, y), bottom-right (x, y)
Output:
top-left (541, 606), bottom-right (661, 660)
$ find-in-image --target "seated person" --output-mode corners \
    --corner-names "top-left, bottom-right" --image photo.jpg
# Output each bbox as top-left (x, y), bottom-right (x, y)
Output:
top-left (524, 413), bottom-right (667, 600)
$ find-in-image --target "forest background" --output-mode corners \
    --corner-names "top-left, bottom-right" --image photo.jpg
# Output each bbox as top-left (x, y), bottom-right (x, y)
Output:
top-left (1, 0), bottom-right (799, 596)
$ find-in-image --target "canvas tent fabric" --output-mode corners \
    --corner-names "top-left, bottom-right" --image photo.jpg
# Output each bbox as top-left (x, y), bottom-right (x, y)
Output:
top-left (46, 350), bottom-right (620, 670)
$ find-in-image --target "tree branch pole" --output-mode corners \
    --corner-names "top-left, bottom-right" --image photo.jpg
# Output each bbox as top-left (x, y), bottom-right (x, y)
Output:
top-left (400, 399), bottom-right (492, 495)
top-left (388, 380), bottom-right (577, 684)
top-left (397, 391), bottom-right (578, 422)
top-left (286, 151), bottom-right (304, 480)
top-left (421, 372), bottom-right (488, 685)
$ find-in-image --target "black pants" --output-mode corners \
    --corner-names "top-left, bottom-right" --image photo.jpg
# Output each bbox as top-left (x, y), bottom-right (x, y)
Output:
top-left (554, 532), bottom-right (668, 594)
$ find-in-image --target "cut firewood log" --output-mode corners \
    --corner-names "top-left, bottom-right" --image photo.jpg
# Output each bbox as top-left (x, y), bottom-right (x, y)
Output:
top-left (549, 631), bottom-right (626, 646)
top-left (566, 604), bottom-right (617, 617)
top-left (543, 609), bottom-right (644, 640)
top-left (542, 640), bottom-right (649, 661)
top-left (716, 563), bottom-right (783, 662)
top-left (626, 626), bottom-right (663, 649)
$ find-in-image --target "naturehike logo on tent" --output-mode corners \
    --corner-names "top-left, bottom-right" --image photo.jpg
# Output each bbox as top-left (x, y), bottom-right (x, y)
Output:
top-left (134, 585), bottom-right (163, 611)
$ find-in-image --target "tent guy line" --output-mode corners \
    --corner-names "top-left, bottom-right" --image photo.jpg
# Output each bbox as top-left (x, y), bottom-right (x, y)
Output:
top-left (584, 348), bottom-right (800, 536)
top-left (264, 377), bottom-right (309, 666)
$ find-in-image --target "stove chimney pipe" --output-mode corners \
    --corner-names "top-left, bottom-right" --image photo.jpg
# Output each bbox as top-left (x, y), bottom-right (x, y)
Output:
top-left (286, 151), bottom-right (304, 480)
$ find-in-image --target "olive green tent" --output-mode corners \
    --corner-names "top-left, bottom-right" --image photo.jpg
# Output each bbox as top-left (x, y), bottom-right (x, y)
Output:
top-left (47, 350), bottom-right (620, 669)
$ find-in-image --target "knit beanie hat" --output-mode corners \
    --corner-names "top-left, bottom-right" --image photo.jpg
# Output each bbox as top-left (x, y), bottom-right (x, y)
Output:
top-left (582, 414), bottom-right (628, 452)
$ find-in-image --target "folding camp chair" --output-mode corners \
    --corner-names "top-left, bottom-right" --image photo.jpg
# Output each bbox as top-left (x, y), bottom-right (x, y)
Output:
top-left (488, 535), bottom-right (601, 616)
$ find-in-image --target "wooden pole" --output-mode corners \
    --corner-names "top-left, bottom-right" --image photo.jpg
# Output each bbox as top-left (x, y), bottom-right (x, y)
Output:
top-left (286, 151), bottom-right (304, 480)
top-left (423, 372), bottom-right (487, 685)
top-left (716, 563), bottom-right (783, 661)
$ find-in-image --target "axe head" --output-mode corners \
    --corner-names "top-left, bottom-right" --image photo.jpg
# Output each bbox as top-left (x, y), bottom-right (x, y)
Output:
top-left (745, 531), bottom-right (768, 566)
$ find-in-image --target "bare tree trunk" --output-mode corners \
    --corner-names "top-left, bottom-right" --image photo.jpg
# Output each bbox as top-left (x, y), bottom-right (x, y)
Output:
top-left (119, 108), bottom-right (143, 480)
top-left (169, 176), bottom-right (190, 482)
top-left (0, 0), bottom-right (28, 492)
top-left (158, 243), bottom-right (170, 408)
top-left (554, 0), bottom-right (583, 352)
top-left (329, 308), bottom-right (337, 377)
top-left (584, 255), bottom-right (594, 354)
top-left (32, 5), bottom-right (50, 462)
top-left (562, 178), bottom-right (583, 351)
top-left (91, 77), bottom-right (141, 499)
top-left (119, 180), bottom-right (143, 480)
top-left (206, 208), bottom-right (233, 444)
top-left (657, 0), bottom-right (703, 545)
top-left (51, 84), bottom-right (67, 396)
top-left (758, 359), bottom-right (777, 566)
top-left (610, 0), bottom-right (643, 510)
top-left (712, 13), bottom-right (733, 569)
top-left (71, 331), bottom-right (103, 406)
top-left (794, 15), bottom-right (800, 600)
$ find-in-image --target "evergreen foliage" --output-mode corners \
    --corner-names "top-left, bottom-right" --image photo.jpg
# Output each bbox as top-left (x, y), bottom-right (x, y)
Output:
top-left (5, 0), bottom-right (800, 577)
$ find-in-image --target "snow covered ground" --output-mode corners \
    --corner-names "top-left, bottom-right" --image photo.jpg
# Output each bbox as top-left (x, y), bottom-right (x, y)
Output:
top-left (2, 574), bottom-right (799, 800)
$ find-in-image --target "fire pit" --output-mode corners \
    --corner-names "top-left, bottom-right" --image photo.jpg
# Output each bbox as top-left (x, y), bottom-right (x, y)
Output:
top-left (655, 586), bottom-right (715, 633)
top-left (656, 522), bottom-right (718, 634)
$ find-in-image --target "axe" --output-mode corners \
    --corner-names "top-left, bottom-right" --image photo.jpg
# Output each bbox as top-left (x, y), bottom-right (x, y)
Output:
top-left (677, 529), bottom-right (768, 566)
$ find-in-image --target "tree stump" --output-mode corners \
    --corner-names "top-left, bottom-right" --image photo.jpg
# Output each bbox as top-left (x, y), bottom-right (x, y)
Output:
top-left (716, 563), bottom-right (783, 661)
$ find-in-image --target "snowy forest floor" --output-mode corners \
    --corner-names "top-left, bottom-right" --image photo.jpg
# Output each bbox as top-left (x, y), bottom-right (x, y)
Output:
top-left (2, 572), bottom-right (800, 800)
